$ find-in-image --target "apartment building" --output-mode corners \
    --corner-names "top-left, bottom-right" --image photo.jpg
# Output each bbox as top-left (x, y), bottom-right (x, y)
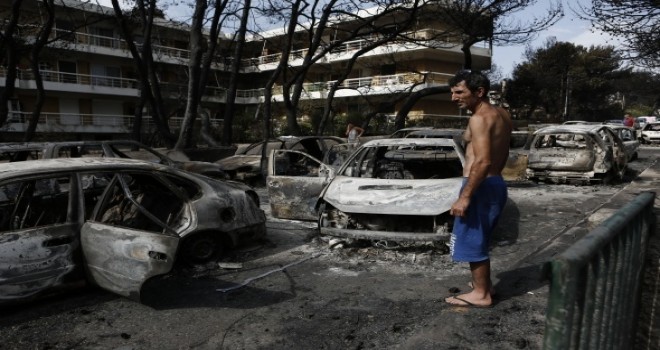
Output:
top-left (0, 0), bottom-right (491, 141)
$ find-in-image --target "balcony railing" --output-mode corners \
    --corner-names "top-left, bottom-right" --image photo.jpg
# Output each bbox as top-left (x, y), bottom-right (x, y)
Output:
top-left (2, 66), bottom-right (451, 102)
top-left (306, 71), bottom-right (451, 91)
top-left (1, 112), bottom-right (222, 133)
top-left (42, 25), bottom-right (483, 70)
top-left (52, 28), bottom-right (191, 60)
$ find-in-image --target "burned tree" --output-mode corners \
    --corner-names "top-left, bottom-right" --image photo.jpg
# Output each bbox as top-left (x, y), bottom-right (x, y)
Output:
top-left (391, 0), bottom-right (563, 129)
top-left (110, 0), bottom-right (176, 147)
top-left (576, 0), bottom-right (660, 69)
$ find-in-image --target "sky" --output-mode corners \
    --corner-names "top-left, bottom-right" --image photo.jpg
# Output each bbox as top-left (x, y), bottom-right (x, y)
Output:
top-left (95, 0), bottom-right (620, 78)
top-left (492, 0), bottom-right (621, 78)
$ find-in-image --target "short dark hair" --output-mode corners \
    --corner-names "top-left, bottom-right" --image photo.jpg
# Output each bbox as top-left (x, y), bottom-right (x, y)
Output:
top-left (449, 70), bottom-right (490, 94)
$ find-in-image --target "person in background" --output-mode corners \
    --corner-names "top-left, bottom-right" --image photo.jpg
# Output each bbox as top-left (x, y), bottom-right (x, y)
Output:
top-left (346, 122), bottom-right (364, 146)
top-left (624, 114), bottom-right (635, 128)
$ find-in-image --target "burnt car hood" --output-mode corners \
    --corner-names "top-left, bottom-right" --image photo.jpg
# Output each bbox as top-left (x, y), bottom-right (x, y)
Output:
top-left (216, 155), bottom-right (260, 171)
top-left (322, 176), bottom-right (462, 215)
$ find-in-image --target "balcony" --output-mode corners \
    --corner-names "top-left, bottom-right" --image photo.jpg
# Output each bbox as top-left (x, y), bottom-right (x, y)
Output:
top-left (272, 71), bottom-right (452, 101)
top-left (51, 28), bottom-right (192, 65)
top-left (0, 67), bottom-right (139, 96)
top-left (2, 66), bottom-right (450, 103)
top-left (40, 26), bottom-right (487, 72)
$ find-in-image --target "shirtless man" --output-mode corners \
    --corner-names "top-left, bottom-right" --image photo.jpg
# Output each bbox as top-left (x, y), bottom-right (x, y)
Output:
top-left (444, 70), bottom-right (512, 308)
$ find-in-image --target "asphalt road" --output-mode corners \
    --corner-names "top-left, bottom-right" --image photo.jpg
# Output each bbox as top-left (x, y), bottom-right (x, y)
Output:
top-left (0, 147), bottom-right (657, 350)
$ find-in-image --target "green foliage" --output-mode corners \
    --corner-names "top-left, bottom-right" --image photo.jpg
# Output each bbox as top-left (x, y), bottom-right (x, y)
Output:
top-left (507, 40), bottom-right (630, 121)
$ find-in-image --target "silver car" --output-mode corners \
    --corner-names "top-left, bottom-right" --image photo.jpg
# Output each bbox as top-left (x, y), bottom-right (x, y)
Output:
top-left (0, 158), bottom-right (266, 304)
top-left (266, 138), bottom-right (465, 242)
top-left (526, 125), bottom-right (627, 184)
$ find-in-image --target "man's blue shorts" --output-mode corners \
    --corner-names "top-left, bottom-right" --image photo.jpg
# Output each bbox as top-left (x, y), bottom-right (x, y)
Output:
top-left (450, 176), bottom-right (507, 262)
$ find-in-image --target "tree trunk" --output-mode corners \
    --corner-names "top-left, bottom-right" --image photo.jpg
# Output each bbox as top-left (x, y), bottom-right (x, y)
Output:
top-left (175, 0), bottom-right (207, 150)
top-left (222, 0), bottom-right (251, 145)
top-left (111, 0), bottom-right (175, 147)
top-left (25, 0), bottom-right (55, 142)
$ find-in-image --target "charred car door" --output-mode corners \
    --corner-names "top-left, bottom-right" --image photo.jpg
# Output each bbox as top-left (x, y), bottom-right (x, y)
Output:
top-left (81, 171), bottom-right (189, 300)
top-left (0, 175), bottom-right (81, 303)
top-left (267, 150), bottom-right (335, 221)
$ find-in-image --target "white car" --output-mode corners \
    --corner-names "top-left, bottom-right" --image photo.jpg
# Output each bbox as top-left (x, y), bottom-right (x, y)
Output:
top-left (266, 138), bottom-right (465, 242)
top-left (639, 122), bottom-right (660, 144)
top-left (634, 116), bottom-right (657, 130)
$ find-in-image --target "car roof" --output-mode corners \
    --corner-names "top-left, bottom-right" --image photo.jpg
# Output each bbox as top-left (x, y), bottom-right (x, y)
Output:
top-left (0, 142), bottom-right (50, 151)
top-left (394, 126), bottom-right (434, 131)
top-left (562, 121), bottom-right (596, 125)
top-left (533, 124), bottom-right (609, 134)
top-left (0, 140), bottom-right (159, 154)
top-left (405, 128), bottom-right (464, 137)
top-left (361, 137), bottom-right (458, 147)
top-left (0, 157), bottom-right (168, 179)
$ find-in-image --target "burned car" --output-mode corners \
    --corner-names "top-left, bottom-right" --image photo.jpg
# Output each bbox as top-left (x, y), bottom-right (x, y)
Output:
top-left (0, 158), bottom-right (266, 304)
top-left (0, 140), bottom-right (228, 180)
top-left (217, 136), bottom-right (344, 184)
top-left (526, 125), bottom-right (627, 184)
top-left (266, 138), bottom-right (465, 242)
top-left (605, 125), bottom-right (640, 161)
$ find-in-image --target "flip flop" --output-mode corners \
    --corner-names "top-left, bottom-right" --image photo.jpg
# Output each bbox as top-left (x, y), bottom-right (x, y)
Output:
top-left (468, 281), bottom-right (497, 297)
top-left (445, 296), bottom-right (493, 308)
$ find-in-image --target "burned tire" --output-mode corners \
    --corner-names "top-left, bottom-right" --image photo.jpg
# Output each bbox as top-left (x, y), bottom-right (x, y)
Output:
top-left (181, 233), bottom-right (224, 264)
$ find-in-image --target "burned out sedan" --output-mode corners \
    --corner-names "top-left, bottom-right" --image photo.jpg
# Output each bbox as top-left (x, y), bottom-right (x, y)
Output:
top-left (267, 138), bottom-right (465, 242)
top-left (526, 124), bottom-right (627, 184)
top-left (0, 158), bottom-right (265, 304)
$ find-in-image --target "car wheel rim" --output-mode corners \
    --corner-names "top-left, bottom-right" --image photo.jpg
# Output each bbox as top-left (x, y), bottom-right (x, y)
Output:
top-left (184, 235), bottom-right (220, 262)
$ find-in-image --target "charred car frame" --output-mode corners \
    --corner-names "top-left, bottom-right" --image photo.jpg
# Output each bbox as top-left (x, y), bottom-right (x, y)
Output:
top-left (0, 158), bottom-right (265, 304)
top-left (266, 138), bottom-right (465, 242)
top-left (526, 125), bottom-right (627, 184)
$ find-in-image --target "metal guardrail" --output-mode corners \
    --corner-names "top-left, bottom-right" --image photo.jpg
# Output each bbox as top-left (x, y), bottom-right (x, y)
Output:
top-left (543, 191), bottom-right (656, 349)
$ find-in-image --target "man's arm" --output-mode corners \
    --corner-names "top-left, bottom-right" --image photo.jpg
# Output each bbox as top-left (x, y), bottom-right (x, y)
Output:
top-left (450, 116), bottom-right (492, 217)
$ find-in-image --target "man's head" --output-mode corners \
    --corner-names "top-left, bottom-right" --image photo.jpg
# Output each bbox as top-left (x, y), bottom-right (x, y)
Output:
top-left (449, 70), bottom-right (490, 111)
top-left (449, 70), bottom-right (490, 95)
